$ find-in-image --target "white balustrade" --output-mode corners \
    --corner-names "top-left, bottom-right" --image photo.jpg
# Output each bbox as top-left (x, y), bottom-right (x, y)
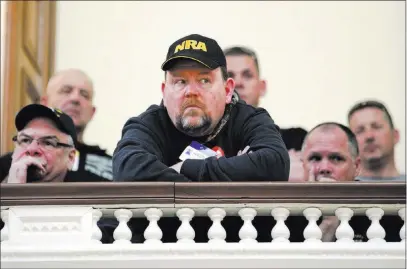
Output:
top-left (271, 207), bottom-right (290, 243)
top-left (303, 208), bottom-right (322, 243)
top-left (144, 208), bottom-right (163, 244)
top-left (208, 208), bottom-right (226, 243)
top-left (335, 208), bottom-right (354, 243)
top-left (238, 208), bottom-right (257, 243)
top-left (1, 210), bottom-right (9, 243)
top-left (176, 208), bottom-right (195, 243)
top-left (91, 209), bottom-right (102, 244)
top-left (398, 208), bottom-right (405, 242)
top-left (366, 208), bottom-right (386, 243)
top-left (113, 209), bottom-right (133, 244)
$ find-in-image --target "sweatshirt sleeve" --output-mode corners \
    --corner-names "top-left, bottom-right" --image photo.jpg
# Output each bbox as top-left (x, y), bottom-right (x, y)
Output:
top-left (180, 109), bottom-right (290, 181)
top-left (0, 152), bottom-right (13, 182)
top-left (113, 117), bottom-right (190, 182)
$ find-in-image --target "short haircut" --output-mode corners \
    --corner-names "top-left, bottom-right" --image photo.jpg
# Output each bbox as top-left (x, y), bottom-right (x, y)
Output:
top-left (66, 136), bottom-right (75, 147)
top-left (302, 122), bottom-right (359, 159)
top-left (220, 66), bottom-right (228, 81)
top-left (223, 46), bottom-right (260, 76)
top-left (347, 100), bottom-right (394, 129)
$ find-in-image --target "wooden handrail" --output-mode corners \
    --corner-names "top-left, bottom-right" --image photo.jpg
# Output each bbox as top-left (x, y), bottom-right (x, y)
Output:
top-left (174, 182), bottom-right (406, 204)
top-left (1, 182), bottom-right (405, 207)
top-left (0, 182), bottom-right (174, 206)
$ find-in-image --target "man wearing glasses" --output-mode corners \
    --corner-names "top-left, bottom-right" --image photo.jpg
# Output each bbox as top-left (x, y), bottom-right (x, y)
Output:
top-left (1, 104), bottom-right (77, 183)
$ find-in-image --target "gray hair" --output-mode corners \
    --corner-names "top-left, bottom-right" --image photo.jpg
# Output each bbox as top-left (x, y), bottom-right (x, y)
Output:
top-left (66, 136), bottom-right (75, 148)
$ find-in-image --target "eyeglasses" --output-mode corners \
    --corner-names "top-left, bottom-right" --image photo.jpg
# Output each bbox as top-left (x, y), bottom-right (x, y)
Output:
top-left (12, 135), bottom-right (73, 150)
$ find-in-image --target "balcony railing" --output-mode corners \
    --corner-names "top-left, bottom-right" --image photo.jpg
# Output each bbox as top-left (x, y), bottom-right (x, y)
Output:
top-left (1, 182), bottom-right (405, 268)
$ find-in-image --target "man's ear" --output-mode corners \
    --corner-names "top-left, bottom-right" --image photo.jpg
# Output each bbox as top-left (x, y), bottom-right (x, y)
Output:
top-left (161, 82), bottom-right (167, 107)
top-left (225, 78), bottom-right (235, 104)
top-left (354, 156), bottom-right (362, 179)
top-left (259, 79), bottom-right (267, 97)
top-left (393, 128), bottom-right (400, 145)
top-left (161, 82), bottom-right (166, 95)
top-left (67, 149), bottom-right (76, 170)
top-left (90, 106), bottom-right (96, 120)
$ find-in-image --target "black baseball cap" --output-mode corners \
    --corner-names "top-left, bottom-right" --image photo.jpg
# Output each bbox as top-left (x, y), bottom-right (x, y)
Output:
top-left (161, 34), bottom-right (227, 71)
top-left (15, 104), bottom-right (77, 147)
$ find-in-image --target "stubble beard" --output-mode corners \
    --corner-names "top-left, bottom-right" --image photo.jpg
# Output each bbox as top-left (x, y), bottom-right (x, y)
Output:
top-left (175, 113), bottom-right (212, 137)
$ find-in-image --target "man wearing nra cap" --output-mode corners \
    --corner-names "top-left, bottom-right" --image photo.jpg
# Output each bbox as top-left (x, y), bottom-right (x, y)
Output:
top-left (1, 104), bottom-right (77, 183)
top-left (113, 34), bottom-right (289, 182)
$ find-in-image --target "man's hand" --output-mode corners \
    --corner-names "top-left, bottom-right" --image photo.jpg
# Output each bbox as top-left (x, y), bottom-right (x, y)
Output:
top-left (319, 215), bottom-right (341, 242)
top-left (7, 156), bottom-right (46, 183)
top-left (170, 161), bottom-right (184, 173)
top-left (307, 167), bottom-right (337, 182)
top-left (237, 146), bottom-right (252, 156)
top-left (288, 149), bottom-right (305, 182)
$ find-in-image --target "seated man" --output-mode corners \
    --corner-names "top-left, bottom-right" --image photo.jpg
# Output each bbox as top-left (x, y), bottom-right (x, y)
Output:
top-left (113, 34), bottom-right (289, 182)
top-left (301, 122), bottom-right (402, 242)
top-left (0, 104), bottom-right (117, 243)
top-left (223, 46), bottom-right (308, 181)
top-left (0, 69), bottom-right (113, 182)
top-left (301, 122), bottom-right (360, 182)
top-left (1, 104), bottom-right (76, 183)
top-left (42, 69), bottom-right (113, 182)
top-left (348, 100), bottom-right (405, 181)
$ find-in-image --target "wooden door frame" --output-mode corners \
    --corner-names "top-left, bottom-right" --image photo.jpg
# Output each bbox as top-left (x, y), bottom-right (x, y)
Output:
top-left (1, 1), bottom-right (57, 154)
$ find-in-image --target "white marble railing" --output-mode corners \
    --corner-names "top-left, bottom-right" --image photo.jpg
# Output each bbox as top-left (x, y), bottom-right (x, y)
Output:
top-left (0, 182), bottom-right (405, 268)
top-left (0, 204), bottom-right (405, 268)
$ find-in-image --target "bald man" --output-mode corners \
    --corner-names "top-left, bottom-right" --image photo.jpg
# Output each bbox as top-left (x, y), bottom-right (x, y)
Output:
top-left (300, 122), bottom-right (402, 242)
top-left (41, 69), bottom-right (96, 141)
top-left (0, 69), bottom-right (113, 182)
top-left (301, 122), bottom-right (361, 182)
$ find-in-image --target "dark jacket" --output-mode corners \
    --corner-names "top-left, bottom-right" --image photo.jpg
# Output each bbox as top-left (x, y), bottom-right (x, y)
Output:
top-left (113, 101), bottom-right (290, 182)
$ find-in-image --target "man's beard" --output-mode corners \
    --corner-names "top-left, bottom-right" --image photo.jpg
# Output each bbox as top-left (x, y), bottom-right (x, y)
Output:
top-left (175, 113), bottom-right (212, 137)
top-left (364, 155), bottom-right (388, 172)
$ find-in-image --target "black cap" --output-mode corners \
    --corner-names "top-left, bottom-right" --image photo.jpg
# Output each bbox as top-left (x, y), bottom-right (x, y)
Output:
top-left (161, 34), bottom-right (226, 71)
top-left (15, 104), bottom-right (77, 147)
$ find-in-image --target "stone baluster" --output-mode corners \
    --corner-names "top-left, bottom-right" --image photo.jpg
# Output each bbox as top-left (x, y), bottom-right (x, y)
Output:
top-left (303, 208), bottom-right (322, 243)
top-left (91, 209), bottom-right (102, 244)
top-left (1, 210), bottom-right (9, 244)
top-left (176, 208), bottom-right (195, 243)
top-left (208, 208), bottom-right (226, 243)
top-left (113, 209), bottom-right (133, 244)
top-left (398, 208), bottom-right (405, 242)
top-left (238, 208), bottom-right (257, 243)
top-left (144, 208), bottom-right (163, 244)
top-left (335, 208), bottom-right (354, 243)
top-left (271, 208), bottom-right (290, 243)
top-left (366, 208), bottom-right (385, 243)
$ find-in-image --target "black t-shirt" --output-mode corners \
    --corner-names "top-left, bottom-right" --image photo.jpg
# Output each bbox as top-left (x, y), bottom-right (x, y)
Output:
top-left (0, 142), bottom-right (113, 182)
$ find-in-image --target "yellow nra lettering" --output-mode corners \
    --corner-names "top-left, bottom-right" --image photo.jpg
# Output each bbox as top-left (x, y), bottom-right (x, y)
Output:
top-left (174, 40), bottom-right (207, 53)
